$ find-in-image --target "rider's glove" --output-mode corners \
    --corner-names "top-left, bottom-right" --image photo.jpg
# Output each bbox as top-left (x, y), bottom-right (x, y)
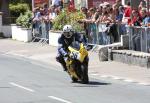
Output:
top-left (58, 48), bottom-right (68, 57)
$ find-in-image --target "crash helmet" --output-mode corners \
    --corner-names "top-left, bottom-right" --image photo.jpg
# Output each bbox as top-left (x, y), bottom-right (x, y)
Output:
top-left (62, 25), bottom-right (74, 38)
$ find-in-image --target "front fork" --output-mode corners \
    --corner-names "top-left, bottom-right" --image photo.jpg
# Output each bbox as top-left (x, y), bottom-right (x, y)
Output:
top-left (66, 60), bottom-right (79, 79)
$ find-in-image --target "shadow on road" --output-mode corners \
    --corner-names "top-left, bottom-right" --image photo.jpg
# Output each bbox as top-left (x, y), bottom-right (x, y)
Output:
top-left (73, 81), bottom-right (111, 87)
top-left (88, 81), bottom-right (111, 85)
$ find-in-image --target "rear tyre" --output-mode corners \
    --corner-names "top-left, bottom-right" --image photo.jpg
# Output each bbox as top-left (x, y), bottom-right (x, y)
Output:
top-left (82, 70), bottom-right (89, 84)
top-left (81, 63), bottom-right (89, 84)
top-left (71, 77), bottom-right (78, 83)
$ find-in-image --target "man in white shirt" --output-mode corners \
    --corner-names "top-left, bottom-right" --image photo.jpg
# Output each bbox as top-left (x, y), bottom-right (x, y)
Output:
top-left (52, 0), bottom-right (61, 7)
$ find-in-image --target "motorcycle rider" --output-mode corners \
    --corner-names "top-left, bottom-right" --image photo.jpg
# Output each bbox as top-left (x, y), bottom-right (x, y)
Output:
top-left (56, 25), bottom-right (87, 71)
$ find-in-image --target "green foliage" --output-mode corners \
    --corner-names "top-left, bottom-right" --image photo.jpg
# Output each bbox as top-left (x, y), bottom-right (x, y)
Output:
top-left (9, 3), bottom-right (30, 17)
top-left (52, 10), bottom-right (67, 30)
top-left (16, 10), bottom-right (32, 28)
top-left (52, 9), bottom-right (86, 32)
top-left (10, 0), bottom-right (26, 4)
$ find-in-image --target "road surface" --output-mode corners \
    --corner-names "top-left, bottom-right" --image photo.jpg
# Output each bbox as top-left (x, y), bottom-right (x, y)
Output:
top-left (0, 53), bottom-right (150, 103)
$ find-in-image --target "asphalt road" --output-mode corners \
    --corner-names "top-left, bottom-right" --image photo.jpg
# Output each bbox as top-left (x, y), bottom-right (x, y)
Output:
top-left (0, 54), bottom-right (150, 103)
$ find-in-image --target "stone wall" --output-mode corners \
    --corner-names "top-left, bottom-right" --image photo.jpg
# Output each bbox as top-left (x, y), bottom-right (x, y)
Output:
top-left (109, 50), bottom-right (150, 68)
top-left (2, 25), bottom-right (12, 37)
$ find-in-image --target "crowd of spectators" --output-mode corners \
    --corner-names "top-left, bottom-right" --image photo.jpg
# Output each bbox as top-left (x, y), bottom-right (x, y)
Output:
top-left (31, 2), bottom-right (62, 39)
top-left (31, 0), bottom-right (150, 49)
top-left (79, 0), bottom-right (150, 45)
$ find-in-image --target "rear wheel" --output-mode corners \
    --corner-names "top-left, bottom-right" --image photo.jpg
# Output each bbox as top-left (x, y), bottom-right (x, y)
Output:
top-left (71, 77), bottom-right (78, 83)
top-left (82, 68), bottom-right (89, 84)
top-left (81, 60), bottom-right (89, 84)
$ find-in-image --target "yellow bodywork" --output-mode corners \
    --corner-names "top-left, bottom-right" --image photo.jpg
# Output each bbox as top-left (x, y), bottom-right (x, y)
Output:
top-left (67, 43), bottom-right (88, 79)
top-left (68, 43), bottom-right (88, 62)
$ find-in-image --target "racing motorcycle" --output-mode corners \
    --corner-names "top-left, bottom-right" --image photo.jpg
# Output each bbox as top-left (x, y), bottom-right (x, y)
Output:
top-left (65, 42), bottom-right (89, 84)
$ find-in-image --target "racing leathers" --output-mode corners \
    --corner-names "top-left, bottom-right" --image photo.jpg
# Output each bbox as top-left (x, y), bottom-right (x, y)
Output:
top-left (56, 32), bottom-right (87, 71)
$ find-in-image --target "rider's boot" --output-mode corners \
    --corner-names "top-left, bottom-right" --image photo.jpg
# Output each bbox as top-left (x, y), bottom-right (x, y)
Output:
top-left (61, 63), bottom-right (67, 71)
top-left (56, 56), bottom-right (67, 71)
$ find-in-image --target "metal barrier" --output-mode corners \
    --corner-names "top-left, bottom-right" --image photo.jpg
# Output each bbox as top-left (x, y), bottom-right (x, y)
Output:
top-left (88, 23), bottom-right (150, 53)
top-left (87, 23), bottom-right (126, 46)
top-left (32, 20), bottom-right (50, 44)
top-left (127, 26), bottom-right (150, 53)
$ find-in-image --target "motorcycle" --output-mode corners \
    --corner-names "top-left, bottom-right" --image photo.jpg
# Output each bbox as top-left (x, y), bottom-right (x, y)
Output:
top-left (65, 42), bottom-right (89, 84)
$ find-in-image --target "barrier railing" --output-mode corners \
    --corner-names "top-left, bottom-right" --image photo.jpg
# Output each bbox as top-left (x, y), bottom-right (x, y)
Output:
top-left (31, 18), bottom-right (150, 53)
top-left (32, 20), bottom-right (50, 44)
top-left (87, 22), bottom-right (126, 46)
top-left (127, 26), bottom-right (150, 53)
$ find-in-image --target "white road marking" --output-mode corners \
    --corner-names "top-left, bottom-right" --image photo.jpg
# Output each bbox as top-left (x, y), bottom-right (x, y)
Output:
top-left (48, 96), bottom-right (72, 103)
top-left (10, 82), bottom-right (35, 92)
top-left (123, 79), bottom-right (136, 83)
top-left (3, 52), bottom-right (26, 57)
top-left (111, 76), bottom-right (122, 80)
top-left (91, 74), bottom-right (150, 86)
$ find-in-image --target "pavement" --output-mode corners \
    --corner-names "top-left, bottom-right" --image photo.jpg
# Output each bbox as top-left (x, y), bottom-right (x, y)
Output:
top-left (0, 38), bottom-right (150, 86)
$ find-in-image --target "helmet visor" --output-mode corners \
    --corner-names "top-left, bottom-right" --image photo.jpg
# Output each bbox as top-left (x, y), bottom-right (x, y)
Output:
top-left (63, 32), bottom-right (73, 38)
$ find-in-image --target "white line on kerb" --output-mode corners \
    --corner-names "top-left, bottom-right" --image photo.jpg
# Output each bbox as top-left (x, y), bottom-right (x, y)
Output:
top-left (48, 96), bottom-right (72, 103)
top-left (90, 73), bottom-right (99, 76)
top-left (10, 82), bottom-right (35, 92)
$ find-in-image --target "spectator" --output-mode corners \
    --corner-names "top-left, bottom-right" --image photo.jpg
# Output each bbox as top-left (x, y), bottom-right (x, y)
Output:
top-left (56, 6), bottom-right (62, 15)
top-left (123, 1), bottom-right (132, 24)
top-left (132, 8), bottom-right (150, 52)
top-left (32, 7), bottom-right (42, 37)
top-left (115, 0), bottom-right (122, 8)
top-left (43, 3), bottom-right (49, 15)
top-left (54, 6), bottom-right (61, 15)
top-left (109, 4), bottom-right (117, 23)
top-left (59, 0), bottom-right (63, 9)
top-left (138, 0), bottom-right (147, 11)
top-left (130, 10), bottom-right (142, 26)
top-left (116, 6), bottom-right (124, 23)
top-left (96, 5), bottom-right (111, 45)
top-left (80, 7), bottom-right (88, 18)
top-left (33, 7), bottom-right (42, 23)
top-left (80, 7), bottom-right (89, 40)
top-left (39, 7), bottom-right (44, 16)
top-left (95, 7), bottom-right (102, 21)
top-left (99, 6), bottom-right (110, 23)
top-left (42, 4), bottom-right (50, 40)
top-left (140, 8), bottom-right (150, 26)
top-left (49, 6), bottom-right (57, 21)
top-left (81, 8), bottom-right (97, 44)
top-left (131, 7), bottom-right (150, 52)
top-left (68, 0), bottom-right (75, 12)
top-left (52, 0), bottom-right (61, 8)
top-left (49, 6), bottom-right (57, 29)
top-left (116, 6), bottom-right (126, 35)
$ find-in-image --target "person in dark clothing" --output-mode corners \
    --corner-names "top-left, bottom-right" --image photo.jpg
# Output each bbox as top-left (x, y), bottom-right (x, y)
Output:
top-left (56, 25), bottom-right (87, 71)
top-left (133, 8), bottom-right (150, 51)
